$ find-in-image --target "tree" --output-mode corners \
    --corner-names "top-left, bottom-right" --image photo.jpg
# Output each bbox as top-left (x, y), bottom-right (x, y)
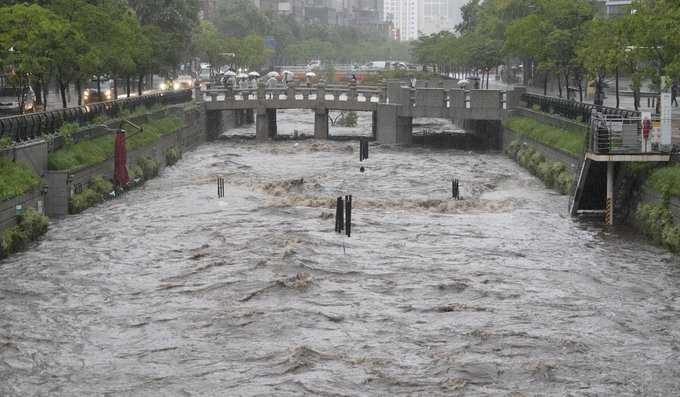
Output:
top-left (128, 0), bottom-right (200, 73)
top-left (192, 21), bottom-right (227, 76)
top-left (0, 4), bottom-right (72, 111)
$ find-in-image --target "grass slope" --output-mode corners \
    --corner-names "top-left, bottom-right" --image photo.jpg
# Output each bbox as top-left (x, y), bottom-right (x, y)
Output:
top-left (503, 116), bottom-right (585, 156)
top-left (0, 158), bottom-right (41, 201)
top-left (48, 117), bottom-right (183, 171)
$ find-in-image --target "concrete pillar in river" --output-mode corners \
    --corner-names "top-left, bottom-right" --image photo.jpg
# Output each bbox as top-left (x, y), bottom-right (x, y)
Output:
top-left (245, 109), bottom-right (255, 124)
top-left (205, 110), bottom-right (223, 141)
top-left (314, 108), bottom-right (329, 139)
top-left (375, 103), bottom-right (412, 144)
top-left (256, 108), bottom-right (276, 141)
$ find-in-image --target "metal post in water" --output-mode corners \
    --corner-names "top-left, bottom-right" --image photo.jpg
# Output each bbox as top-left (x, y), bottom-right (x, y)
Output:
top-left (345, 195), bottom-right (352, 237)
top-left (217, 177), bottom-right (225, 198)
top-left (335, 197), bottom-right (345, 233)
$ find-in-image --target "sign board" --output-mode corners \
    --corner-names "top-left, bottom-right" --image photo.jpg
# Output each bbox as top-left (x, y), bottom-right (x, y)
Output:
top-left (660, 92), bottom-right (672, 147)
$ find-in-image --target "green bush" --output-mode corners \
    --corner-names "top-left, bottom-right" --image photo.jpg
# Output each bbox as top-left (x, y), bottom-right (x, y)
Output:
top-left (68, 175), bottom-right (113, 214)
top-left (555, 168), bottom-right (574, 194)
top-left (0, 158), bottom-right (41, 201)
top-left (137, 156), bottom-right (159, 180)
top-left (0, 135), bottom-right (12, 149)
top-left (1, 208), bottom-right (49, 258)
top-left (90, 175), bottom-right (113, 195)
top-left (165, 147), bottom-right (181, 166)
top-left (48, 116), bottom-right (183, 171)
top-left (662, 224), bottom-right (680, 253)
top-left (636, 203), bottom-right (673, 244)
top-left (505, 140), bottom-right (522, 158)
top-left (512, 145), bottom-right (573, 195)
top-left (58, 122), bottom-right (80, 146)
top-left (69, 187), bottom-right (103, 214)
top-left (340, 111), bottom-right (358, 127)
top-left (503, 116), bottom-right (585, 156)
top-left (17, 207), bottom-right (49, 241)
top-left (646, 165), bottom-right (680, 199)
top-left (1, 226), bottom-right (28, 257)
top-left (128, 164), bottom-right (144, 181)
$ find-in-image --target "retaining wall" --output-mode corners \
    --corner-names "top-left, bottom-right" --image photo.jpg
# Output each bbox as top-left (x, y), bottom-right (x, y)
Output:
top-left (45, 105), bottom-right (206, 217)
top-left (0, 189), bottom-right (45, 232)
top-left (1, 103), bottom-right (208, 232)
top-left (502, 127), bottom-right (580, 172)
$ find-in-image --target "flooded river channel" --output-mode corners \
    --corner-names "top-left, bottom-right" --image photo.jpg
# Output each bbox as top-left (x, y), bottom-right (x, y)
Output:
top-left (1, 110), bottom-right (679, 395)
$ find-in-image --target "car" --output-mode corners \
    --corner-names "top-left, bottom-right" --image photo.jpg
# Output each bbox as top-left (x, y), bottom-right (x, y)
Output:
top-left (198, 69), bottom-right (212, 83)
top-left (172, 75), bottom-right (195, 90)
top-left (0, 86), bottom-right (35, 115)
top-left (83, 79), bottom-right (114, 104)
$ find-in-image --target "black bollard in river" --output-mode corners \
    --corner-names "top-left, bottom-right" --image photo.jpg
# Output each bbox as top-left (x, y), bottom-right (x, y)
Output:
top-left (345, 195), bottom-right (352, 237)
top-left (359, 140), bottom-right (369, 162)
top-left (335, 197), bottom-right (344, 233)
top-left (217, 177), bottom-right (225, 198)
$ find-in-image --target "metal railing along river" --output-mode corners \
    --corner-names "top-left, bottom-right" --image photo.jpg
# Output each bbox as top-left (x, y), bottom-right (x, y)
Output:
top-left (0, 89), bottom-right (193, 144)
top-left (523, 93), bottom-right (640, 125)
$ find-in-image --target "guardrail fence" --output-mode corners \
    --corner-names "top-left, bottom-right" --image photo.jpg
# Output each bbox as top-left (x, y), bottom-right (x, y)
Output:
top-left (523, 93), bottom-right (640, 125)
top-left (0, 90), bottom-right (192, 144)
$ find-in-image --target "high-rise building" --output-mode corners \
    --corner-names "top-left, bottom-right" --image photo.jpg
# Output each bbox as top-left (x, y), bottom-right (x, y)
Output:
top-left (604, 0), bottom-right (632, 17)
top-left (383, 0), bottom-right (464, 41)
top-left (198, 0), bottom-right (216, 19)
top-left (418, 0), bottom-right (464, 36)
top-left (384, 0), bottom-right (418, 41)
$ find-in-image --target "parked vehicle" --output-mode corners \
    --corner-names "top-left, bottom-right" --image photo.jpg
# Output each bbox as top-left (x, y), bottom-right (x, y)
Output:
top-left (173, 75), bottom-right (195, 90)
top-left (0, 86), bottom-right (35, 115)
top-left (83, 79), bottom-right (113, 104)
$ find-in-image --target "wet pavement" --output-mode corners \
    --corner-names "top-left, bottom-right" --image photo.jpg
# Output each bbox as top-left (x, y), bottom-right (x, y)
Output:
top-left (1, 110), bottom-right (679, 396)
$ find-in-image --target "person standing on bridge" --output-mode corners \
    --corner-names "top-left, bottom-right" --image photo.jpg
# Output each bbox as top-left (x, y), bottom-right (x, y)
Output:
top-left (672, 81), bottom-right (679, 107)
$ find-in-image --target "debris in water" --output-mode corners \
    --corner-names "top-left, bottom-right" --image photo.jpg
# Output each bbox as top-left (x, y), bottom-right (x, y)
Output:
top-left (239, 272), bottom-right (312, 302)
top-left (431, 303), bottom-right (489, 313)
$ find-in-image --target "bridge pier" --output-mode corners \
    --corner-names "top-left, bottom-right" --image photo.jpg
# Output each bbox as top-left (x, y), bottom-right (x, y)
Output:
top-left (376, 103), bottom-right (412, 144)
top-left (245, 109), bottom-right (255, 124)
top-left (314, 109), bottom-right (329, 139)
top-left (256, 108), bottom-right (277, 140)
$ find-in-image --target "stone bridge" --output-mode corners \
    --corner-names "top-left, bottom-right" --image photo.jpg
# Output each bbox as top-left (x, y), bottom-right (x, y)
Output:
top-left (202, 80), bottom-right (526, 145)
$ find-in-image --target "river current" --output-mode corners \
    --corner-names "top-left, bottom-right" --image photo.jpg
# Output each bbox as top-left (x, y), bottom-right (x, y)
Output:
top-left (1, 110), bottom-right (679, 396)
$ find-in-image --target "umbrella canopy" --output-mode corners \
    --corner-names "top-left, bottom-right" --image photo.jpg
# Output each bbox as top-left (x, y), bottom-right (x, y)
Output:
top-left (224, 70), bottom-right (237, 77)
top-left (248, 71), bottom-right (260, 77)
top-left (457, 79), bottom-right (469, 88)
top-left (266, 71), bottom-right (279, 78)
top-left (305, 72), bottom-right (316, 77)
top-left (237, 73), bottom-right (248, 79)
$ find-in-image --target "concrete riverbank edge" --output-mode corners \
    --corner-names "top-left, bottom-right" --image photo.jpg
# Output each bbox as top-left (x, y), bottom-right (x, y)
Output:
top-left (0, 102), bottom-right (224, 243)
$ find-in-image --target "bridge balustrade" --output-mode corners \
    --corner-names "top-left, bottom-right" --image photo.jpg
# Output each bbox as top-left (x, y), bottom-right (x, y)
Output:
top-left (203, 84), bottom-right (384, 107)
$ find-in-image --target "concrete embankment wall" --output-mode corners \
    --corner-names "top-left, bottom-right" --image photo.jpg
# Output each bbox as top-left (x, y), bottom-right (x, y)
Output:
top-left (502, 126), bottom-right (580, 172)
top-left (0, 103), bottom-right (215, 232)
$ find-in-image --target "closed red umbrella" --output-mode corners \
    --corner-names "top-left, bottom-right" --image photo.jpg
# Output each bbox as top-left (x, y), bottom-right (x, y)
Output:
top-left (114, 129), bottom-right (129, 187)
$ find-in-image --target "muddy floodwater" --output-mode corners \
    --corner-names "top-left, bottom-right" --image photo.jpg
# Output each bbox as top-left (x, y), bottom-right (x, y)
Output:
top-left (1, 110), bottom-right (680, 396)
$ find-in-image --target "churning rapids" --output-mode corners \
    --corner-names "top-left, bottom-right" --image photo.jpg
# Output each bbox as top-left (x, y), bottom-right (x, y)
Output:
top-left (1, 110), bottom-right (680, 396)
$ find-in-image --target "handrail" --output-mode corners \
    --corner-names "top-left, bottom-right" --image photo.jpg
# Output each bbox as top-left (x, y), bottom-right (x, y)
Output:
top-left (522, 93), bottom-right (640, 125)
top-left (0, 89), bottom-right (193, 144)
